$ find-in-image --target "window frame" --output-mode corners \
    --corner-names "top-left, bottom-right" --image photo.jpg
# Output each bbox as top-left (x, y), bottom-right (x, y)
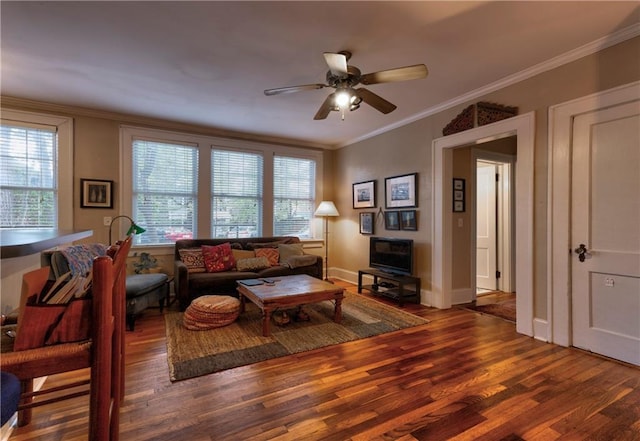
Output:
top-left (1, 109), bottom-right (73, 230)
top-left (120, 125), bottom-right (323, 249)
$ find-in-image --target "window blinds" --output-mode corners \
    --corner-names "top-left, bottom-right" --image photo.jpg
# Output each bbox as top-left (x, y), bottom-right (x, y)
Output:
top-left (0, 124), bottom-right (57, 228)
top-left (132, 139), bottom-right (198, 245)
top-left (211, 149), bottom-right (263, 238)
top-left (273, 156), bottom-right (316, 238)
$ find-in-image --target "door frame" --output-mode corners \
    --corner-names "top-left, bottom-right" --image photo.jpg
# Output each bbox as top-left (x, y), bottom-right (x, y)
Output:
top-left (548, 80), bottom-right (640, 347)
top-left (432, 112), bottom-right (535, 337)
top-left (473, 151), bottom-right (516, 295)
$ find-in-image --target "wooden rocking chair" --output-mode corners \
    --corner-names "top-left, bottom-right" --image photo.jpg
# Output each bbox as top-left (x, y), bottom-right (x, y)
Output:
top-left (0, 235), bottom-right (131, 441)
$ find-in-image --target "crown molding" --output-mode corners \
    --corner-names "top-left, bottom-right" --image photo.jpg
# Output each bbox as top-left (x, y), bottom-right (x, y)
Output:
top-left (338, 23), bottom-right (640, 148)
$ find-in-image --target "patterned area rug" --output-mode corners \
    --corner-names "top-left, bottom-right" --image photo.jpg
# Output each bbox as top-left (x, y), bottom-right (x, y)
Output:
top-left (165, 291), bottom-right (429, 381)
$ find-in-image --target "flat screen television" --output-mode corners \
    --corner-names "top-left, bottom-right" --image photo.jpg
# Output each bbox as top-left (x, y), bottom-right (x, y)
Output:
top-left (369, 237), bottom-right (414, 275)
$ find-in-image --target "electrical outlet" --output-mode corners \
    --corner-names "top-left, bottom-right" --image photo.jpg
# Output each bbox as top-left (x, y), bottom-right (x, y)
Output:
top-left (103, 216), bottom-right (112, 226)
top-left (605, 277), bottom-right (615, 287)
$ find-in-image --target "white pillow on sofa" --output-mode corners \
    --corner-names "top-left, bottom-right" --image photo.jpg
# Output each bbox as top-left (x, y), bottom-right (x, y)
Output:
top-left (278, 243), bottom-right (304, 263)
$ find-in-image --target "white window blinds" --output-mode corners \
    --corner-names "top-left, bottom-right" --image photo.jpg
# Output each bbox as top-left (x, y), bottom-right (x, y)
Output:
top-left (211, 149), bottom-right (263, 238)
top-left (273, 156), bottom-right (316, 238)
top-left (0, 123), bottom-right (57, 228)
top-left (132, 139), bottom-right (198, 245)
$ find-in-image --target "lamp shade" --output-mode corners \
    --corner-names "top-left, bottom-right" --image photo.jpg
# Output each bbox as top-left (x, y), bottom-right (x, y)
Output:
top-left (109, 215), bottom-right (146, 245)
top-left (314, 201), bottom-right (339, 217)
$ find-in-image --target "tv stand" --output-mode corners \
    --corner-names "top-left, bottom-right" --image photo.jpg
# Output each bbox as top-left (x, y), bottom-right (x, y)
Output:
top-left (358, 269), bottom-right (420, 306)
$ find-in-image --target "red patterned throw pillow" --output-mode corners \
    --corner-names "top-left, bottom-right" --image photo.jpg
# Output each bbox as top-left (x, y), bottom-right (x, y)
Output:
top-left (255, 248), bottom-right (279, 266)
top-left (202, 243), bottom-right (236, 273)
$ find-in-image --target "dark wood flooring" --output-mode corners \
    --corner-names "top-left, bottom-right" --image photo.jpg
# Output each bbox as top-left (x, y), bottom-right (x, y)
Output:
top-left (10, 281), bottom-right (640, 440)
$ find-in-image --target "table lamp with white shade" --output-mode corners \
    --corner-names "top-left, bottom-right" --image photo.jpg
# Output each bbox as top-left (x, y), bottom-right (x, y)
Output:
top-left (314, 201), bottom-right (339, 281)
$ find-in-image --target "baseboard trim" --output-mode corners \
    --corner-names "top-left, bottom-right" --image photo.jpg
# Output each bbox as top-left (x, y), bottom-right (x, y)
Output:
top-left (533, 318), bottom-right (550, 342)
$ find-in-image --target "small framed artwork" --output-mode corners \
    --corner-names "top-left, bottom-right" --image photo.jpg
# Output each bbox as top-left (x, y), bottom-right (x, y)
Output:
top-left (453, 178), bottom-right (465, 212)
top-left (359, 212), bottom-right (374, 235)
top-left (385, 173), bottom-right (417, 208)
top-left (80, 179), bottom-right (113, 209)
top-left (400, 210), bottom-right (417, 231)
top-left (384, 211), bottom-right (400, 230)
top-left (353, 180), bottom-right (376, 209)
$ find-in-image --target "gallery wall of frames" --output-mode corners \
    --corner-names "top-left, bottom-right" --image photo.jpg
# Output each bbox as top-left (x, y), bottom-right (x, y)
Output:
top-left (353, 173), bottom-right (420, 235)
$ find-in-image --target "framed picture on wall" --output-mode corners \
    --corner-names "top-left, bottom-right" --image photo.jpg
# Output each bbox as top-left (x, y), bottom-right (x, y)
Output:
top-left (80, 179), bottom-right (113, 209)
top-left (384, 211), bottom-right (400, 230)
top-left (385, 173), bottom-right (417, 208)
top-left (400, 210), bottom-right (417, 231)
top-left (359, 212), bottom-right (374, 234)
top-left (353, 180), bottom-right (376, 208)
top-left (452, 178), bottom-right (465, 212)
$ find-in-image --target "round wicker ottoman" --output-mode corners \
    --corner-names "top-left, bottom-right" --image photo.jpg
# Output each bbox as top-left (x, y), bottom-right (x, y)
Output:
top-left (183, 295), bottom-right (240, 330)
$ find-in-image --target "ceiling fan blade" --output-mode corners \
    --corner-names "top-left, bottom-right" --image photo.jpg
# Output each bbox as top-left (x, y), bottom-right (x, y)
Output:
top-left (264, 83), bottom-right (327, 96)
top-left (314, 93), bottom-right (336, 120)
top-left (323, 52), bottom-right (348, 77)
top-left (355, 88), bottom-right (397, 114)
top-left (360, 64), bottom-right (428, 85)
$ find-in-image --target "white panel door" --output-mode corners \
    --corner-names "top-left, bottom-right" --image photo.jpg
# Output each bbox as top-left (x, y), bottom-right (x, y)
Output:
top-left (572, 100), bottom-right (640, 366)
top-left (476, 161), bottom-right (497, 290)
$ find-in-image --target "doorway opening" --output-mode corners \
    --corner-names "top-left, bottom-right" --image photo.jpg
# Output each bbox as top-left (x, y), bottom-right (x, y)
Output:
top-left (432, 112), bottom-right (535, 337)
top-left (470, 147), bottom-right (517, 323)
top-left (473, 148), bottom-right (515, 298)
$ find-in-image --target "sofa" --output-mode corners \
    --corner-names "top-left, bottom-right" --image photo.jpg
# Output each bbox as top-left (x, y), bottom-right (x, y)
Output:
top-left (42, 243), bottom-right (167, 330)
top-left (174, 236), bottom-right (323, 310)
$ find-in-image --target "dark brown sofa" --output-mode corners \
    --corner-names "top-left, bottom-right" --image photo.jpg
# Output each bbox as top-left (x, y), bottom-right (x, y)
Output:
top-left (174, 236), bottom-right (322, 309)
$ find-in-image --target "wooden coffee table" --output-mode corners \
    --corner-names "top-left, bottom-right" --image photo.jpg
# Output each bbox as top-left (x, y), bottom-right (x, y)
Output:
top-left (236, 274), bottom-right (344, 337)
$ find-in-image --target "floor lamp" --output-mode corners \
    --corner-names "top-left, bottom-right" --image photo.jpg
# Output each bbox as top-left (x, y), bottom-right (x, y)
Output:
top-left (314, 201), bottom-right (339, 281)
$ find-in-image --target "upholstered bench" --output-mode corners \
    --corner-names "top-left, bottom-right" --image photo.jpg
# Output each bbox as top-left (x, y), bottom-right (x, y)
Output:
top-left (183, 295), bottom-right (240, 330)
top-left (125, 273), bottom-right (169, 331)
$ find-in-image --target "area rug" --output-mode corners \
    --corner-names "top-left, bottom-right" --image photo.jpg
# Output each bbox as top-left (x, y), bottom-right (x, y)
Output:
top-left (469, 299), bottom-right (516, 322)
top-left (165, 292), bottom-right (428, 381)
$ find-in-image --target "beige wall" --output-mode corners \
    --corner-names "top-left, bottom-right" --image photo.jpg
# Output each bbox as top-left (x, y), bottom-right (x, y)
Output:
top-left (333, 37), bottom-right (640, 319)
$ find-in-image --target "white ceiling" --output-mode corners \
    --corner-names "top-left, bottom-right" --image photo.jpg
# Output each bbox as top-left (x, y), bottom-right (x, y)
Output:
top-left (1, 1), bottom-right (639, 148)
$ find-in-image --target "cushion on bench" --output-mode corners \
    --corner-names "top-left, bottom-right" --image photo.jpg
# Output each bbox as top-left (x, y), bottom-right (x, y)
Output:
top-left (125, 273), bottom-right (168, 298)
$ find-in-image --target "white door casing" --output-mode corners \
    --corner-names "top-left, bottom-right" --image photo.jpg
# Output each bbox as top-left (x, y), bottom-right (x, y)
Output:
top-left (549, 80), bottom-right (640, 350)
top-left (571, 102), bottom-right (640, 365)
top-left (476, 161), bottom-right (497, 290)
top-left (432, 112), bottom-right (535, 338)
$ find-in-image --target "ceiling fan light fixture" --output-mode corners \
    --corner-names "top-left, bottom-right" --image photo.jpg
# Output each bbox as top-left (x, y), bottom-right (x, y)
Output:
top-left (334, 89), bottom-right (351, 109)
top-left (266, 51), bottom-right (426, 120)
top-left (349, 94), bottom-right (362, 112)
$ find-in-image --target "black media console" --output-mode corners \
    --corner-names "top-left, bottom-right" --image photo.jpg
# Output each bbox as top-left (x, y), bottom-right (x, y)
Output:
top-left (357, 269), bottom-right (421, 306)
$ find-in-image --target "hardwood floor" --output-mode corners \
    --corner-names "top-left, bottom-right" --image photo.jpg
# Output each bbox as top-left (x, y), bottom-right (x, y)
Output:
top-left (473, 290), bottom-right (516, 306)
top-left (10, 281), bottom-right (640, 440)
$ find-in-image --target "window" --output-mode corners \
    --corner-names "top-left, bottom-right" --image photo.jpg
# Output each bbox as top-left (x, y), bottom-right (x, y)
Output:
top-left (211, 149), bottom-right (263, 238)
top-left (273, 156), bottom-right (316, 238)
top-left (0, 111), bottom-right (72, 229)
top-left (121, 126), bottom-right (323, 246)
top-left (132, 139), bottom-right (198, 245)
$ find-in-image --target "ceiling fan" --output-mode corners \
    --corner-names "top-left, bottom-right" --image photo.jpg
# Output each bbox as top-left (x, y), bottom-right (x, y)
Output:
top-left (264, 51), bottom-right (428, 120)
